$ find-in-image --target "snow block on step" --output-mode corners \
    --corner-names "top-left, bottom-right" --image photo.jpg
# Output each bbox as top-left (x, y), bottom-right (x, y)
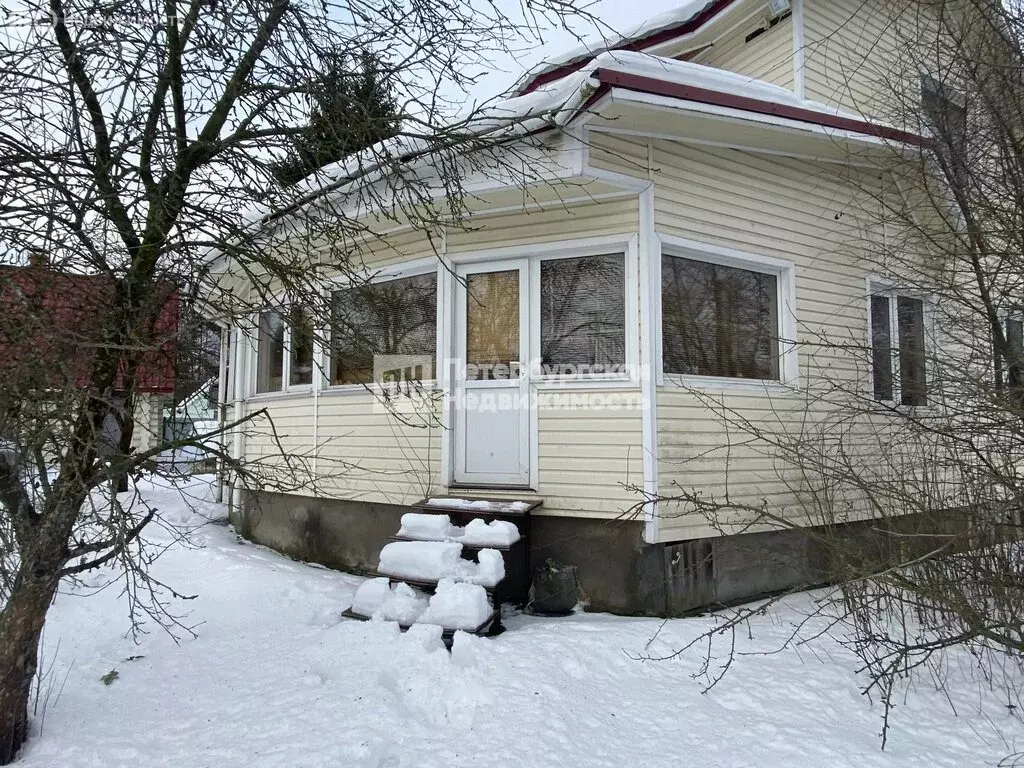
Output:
top-left (350, 578), bottom-right (431, 624)
top-left (378, 541), bottom-right (464, 582)
top-left (402, 622), bottom-right (446, 652)
top-left (378, 582), bottom-right (429, 625)
top-left (460, 519), bottom-right (521, 547)
top-left (398, 513), bottom-right (452, 542)
top-left (350, 577), bottom-right (390, 617)
top-left (419, 579), bottom-right (493, 631)
top-left (449, 548), bottom-right (505, 587)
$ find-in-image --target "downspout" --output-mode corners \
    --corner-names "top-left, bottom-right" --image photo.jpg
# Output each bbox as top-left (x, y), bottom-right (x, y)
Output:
top-left (229, 322), bottom-right (247, 521)
top-left (791, 0), bottom-right (806, 100)
top-left (639, 177), bottom-right (660, 545)
top-left (215, 325), bottom-right (230, 503)
top-left (312, 323), bottom-right (321, 484)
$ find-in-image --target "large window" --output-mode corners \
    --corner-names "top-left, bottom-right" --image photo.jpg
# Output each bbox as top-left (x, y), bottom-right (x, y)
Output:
top-left (995, 310), bottom-right (1024, 392)
top-left (870, 290), bottom-right (928, 406)
top-left (921, 74), bottom-right (967, 179)
top-left (330, 272), bottom-right (437, 386)
top-left (255, 306), bottom-right (313, 394)
top-left (540, 254), bottom-right (625, 376)
top-left (662, 253), bottom-right (780, 380)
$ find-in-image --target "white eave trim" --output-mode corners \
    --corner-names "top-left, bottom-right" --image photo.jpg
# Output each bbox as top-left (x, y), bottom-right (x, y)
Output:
top-left (604, 87), bottom-right (890, 149)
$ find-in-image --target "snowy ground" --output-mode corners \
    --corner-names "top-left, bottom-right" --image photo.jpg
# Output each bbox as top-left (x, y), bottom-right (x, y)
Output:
top-left (15, 476), bottom-right (1023, 767)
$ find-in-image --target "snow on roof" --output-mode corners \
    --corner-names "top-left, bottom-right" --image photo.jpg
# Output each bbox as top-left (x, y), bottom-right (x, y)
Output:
top-left (595, 50), bottom-right (863, 120)
top-left (249, 48), bottom-right (902, 232)
top-left (251, 65), bottom-right (600, 227)
top-left (510, 0), bottom-right (719, 95)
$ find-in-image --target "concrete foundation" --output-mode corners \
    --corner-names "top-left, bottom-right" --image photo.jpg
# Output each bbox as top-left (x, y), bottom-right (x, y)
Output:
top-left (234, 490), bottom-right (918, 616)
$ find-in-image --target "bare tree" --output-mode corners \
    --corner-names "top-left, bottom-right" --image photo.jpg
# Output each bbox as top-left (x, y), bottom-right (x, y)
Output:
top-left (632, 0), bottom-right (1024, 744)
top-left (0, 0), bottom-right (599, 761)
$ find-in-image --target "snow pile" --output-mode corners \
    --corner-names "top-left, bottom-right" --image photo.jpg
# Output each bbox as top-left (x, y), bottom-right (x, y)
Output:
top-left (379, 582), bottom-right (430, 625)
top-left (351, 579), bottom-right (430, 624)
top-left (398, 513), bottom-right (452, 542)
top-left (452, 549), bottom-right (505, 588)
top-left (418, 580), bottom-right (494, 631)
top-left (425, 497), bottom-right (497, 511)
top-left (594, 50), bottom-right (861, 120)
top-left (21, 475), bottom-right (1018, 768)
top-left (424, 497), bottom-right (532, 515)
top-left (378, 541), bottom-right (464, 582)
top-left (351, 579), bottom-right (494, 631)
top-left (512, 0), bottom-right (712, 94)
top-left (460, 519), bottom-right (520, 547)
top-left (398, 512), bottom-right (522, 547)
top-left (350, 577), bottom-right (390, 617)
top-left (378, 542), bottom-right (506, 587)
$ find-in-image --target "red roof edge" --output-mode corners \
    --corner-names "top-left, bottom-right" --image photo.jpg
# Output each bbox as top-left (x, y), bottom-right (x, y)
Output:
top-left (595, 68), bottom-right (931, 147)
top-left (521, 0), bottom-right (739, 95)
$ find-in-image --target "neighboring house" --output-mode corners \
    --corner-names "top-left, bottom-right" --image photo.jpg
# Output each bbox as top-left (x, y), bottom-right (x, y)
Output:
top-left (214, 0), bottom-right (960, 614)
top-left (164, 378), bottom-right (219, 442)
top-left (0, 263), bottom-right (177, 457)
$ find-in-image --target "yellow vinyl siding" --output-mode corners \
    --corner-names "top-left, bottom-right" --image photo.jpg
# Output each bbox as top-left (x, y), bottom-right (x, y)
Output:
top-left (446, 198), bottom-right (638, 253)
top-left (536, 390), bottom-right (644, 518)
top-left (696, 12), bottom-right (794, 89)
top-left (314, 393), bottom-right (443, 504)
top-left (801, 0), bottom-right (937, 122)
top-left (240, 195), bottom-right (646, 521)
top-left (629, 136), bottom-right (898, 541)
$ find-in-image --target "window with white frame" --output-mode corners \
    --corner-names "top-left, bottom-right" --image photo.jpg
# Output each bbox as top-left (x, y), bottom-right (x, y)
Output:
top-left (869, 290), bottom-right (928, 406)
top-left (539, 254), bottom-right (625, 376)
top-left (995, 308), bottom-right (1024, 391)
top-left (330, 271), bottom-right (437, 386)
top-left (255, 305), bottom-right (313, 394)
top-left (921, 75), bottom-right (966, 145)
top-left (661, 252), bottom-right (783, 381)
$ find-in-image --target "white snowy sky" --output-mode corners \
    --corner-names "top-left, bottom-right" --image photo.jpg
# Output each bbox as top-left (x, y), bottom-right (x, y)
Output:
top-left (463, 0), bottom-right (692, 105)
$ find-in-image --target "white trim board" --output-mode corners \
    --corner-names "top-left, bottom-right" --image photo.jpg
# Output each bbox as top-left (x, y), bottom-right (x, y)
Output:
top-left (656, 234), bottom-right (801, 390)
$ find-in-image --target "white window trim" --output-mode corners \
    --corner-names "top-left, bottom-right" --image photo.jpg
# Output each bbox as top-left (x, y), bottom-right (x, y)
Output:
top-left (450, 233), bottom-right (641, 388)
top-left (656, 235), bottom-right (799, 390)
top-left (321, 258), bottom-right (441, 395)
top-left (528, 243), bottom-right (638, 388)
top-left (248, 299), bottom-right (315, 400)
top-left (993, 305), bottom-right (1024, 388)
top-left (866, 278), bottom-right (934, 407)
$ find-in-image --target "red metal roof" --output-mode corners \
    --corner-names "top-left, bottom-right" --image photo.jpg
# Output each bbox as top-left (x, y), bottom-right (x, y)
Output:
top-left (520, 0), bottom-right (739, 95)
top-left (0, 268), bottom-right (178, 395)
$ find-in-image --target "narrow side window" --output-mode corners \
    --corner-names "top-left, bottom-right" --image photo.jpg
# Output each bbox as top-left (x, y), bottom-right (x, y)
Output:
top-left (897, 296), bottom-right (927, 406)
top-left (256, 310), bottom-right (285, 394)
top-left (870, 294), bottom-right (893, 402)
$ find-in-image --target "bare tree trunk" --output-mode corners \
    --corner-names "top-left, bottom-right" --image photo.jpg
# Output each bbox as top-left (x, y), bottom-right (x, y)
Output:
top-left (0, 559), bottom-right (60, 764)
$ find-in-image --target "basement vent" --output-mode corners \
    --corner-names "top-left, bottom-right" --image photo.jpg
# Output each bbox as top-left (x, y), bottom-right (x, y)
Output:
top-left (744, 10), bottom-right (792, 43)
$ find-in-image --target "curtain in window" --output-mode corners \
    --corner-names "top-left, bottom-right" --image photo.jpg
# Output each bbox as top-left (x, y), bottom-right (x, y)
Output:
top-left (540, 255), bottom-right (625, 375)
top-left (465, 270), bottom-right (520, 381)
top-left (662, 255), bottom-right (779, 380)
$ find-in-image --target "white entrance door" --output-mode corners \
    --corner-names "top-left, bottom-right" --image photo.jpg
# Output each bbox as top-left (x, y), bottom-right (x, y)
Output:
top-left (452, 260), bottom-right (531, 488)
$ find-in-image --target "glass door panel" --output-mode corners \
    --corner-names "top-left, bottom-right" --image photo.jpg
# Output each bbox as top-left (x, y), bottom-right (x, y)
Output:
top-left (466, 270), bottom-right (520, 381)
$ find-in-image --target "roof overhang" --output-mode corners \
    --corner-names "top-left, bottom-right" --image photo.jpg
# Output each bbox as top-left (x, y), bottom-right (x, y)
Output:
top-left (519, 0), bottom-right (743, 95)
top-left (576, 69), bottom-right (929, 165)
top-left (593, 68), bottom-right (929, 148)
